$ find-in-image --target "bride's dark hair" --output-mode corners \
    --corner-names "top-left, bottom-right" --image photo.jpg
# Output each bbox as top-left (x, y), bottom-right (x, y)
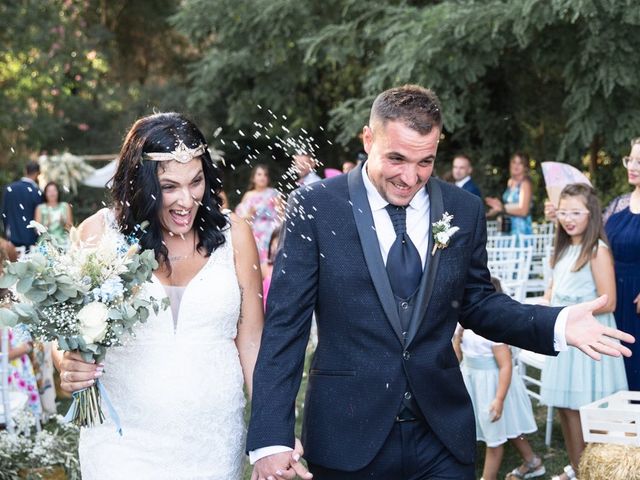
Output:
top-left (110, 112), bottom-right (227, 269)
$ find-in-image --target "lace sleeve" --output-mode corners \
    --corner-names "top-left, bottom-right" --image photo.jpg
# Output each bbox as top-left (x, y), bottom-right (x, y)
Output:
top-left (603, 194), bottom-right (631, 225)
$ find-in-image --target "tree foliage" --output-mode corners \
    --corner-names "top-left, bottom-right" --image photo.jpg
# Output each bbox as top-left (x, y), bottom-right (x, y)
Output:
top-left (177, 0), bottom-right (640, 207)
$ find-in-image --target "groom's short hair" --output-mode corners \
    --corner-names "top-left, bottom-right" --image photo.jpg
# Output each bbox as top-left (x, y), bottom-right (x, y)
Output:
top-left (369, 85), bottom-right (442, 135)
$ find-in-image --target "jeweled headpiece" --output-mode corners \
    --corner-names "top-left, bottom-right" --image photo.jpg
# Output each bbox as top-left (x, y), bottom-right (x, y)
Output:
top-left (143, 140), bottom-right (207, 164)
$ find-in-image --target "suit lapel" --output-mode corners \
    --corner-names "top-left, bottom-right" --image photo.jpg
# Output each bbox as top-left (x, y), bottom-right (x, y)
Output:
top-left (347, 165), bottom-right (404, 344)
top-left (406, 178), bottom-right (444, 347)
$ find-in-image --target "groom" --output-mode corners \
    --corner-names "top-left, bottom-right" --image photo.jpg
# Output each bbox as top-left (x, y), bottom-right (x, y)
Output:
top-left (247, 85), bottom-right (633, 479)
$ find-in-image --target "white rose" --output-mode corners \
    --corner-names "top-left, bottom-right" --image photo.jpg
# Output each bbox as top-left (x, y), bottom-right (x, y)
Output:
top-left (77, 302), bottom-right (109, 344)
top-left (436, 232), bottom-right (450, 245)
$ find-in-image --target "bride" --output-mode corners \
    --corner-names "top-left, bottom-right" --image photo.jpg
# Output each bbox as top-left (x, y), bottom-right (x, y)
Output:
top-left (53, 113), bottom-right (266, 478)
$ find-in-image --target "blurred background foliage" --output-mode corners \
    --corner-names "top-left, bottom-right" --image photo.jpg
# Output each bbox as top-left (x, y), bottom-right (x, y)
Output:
top-left (2, 0), bottom-right (639, 220)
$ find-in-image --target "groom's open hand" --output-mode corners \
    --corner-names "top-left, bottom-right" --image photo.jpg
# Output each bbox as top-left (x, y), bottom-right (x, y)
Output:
top-left (566, 295), bottom-right (635, 360)
top-left (252, 439), bottom-right (313, 480)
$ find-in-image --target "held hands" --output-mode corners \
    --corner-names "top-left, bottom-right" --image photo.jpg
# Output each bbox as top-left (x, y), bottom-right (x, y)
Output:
top-left (59, 351), bottom-right (103, 393)
top-left (252, 439), bottom-right (312, 480)
top-left (565, 295), bottom-right (635, 360)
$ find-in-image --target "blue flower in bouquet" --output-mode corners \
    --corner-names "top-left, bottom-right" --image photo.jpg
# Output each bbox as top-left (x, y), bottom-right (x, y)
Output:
top-left (92, 277), bottom-right (125, 303)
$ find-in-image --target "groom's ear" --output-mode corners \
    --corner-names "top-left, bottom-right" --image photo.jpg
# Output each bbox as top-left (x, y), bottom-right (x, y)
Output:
top-left (362, 126), bottom-right (373, 153)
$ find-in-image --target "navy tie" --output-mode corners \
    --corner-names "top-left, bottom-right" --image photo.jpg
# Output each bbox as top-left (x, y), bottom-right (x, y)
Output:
top-left (385, 205), bottom-right (423, 299)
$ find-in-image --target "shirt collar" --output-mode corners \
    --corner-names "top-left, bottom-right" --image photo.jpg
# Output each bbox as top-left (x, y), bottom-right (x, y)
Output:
top-left (455, 175), bottom-right (471, 187)
top-left (21, 177), bottom-right (39, 188)
top-left (361, 162), bottom-right (428, 212)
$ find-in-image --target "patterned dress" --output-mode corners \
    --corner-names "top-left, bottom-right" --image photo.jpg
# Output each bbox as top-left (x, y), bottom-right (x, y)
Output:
top-left (604, 194), bottom-right (640, 390)
top-left (235, 188), bottom-right (281, 263)
top-left (502, 180), bottom-right (532, 236)
top-left (7, 329), bottom-right (42, 416)
top-left (38, 202), bottom-right (69, 245)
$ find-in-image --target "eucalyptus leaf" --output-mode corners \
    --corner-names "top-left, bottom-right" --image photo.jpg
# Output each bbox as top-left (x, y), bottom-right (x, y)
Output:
top-left (57, 337), bottom-right (69, 350)
top-left (12, 262), bottom-right (28, 277)
top-left (25, 288), bottom-right (48, 303)
top-left (13, 303), bottom-right (36, 321)
top-left (16, 275), bottom-right (35, 293)
top-left (80, 350), bottom-right (95, 362)
top-left (67, 337), bottom-right (79, 350)
top-left (0, 273), bottom-right (17, 288)
top-left (0, 308), bottom-right (19, 327)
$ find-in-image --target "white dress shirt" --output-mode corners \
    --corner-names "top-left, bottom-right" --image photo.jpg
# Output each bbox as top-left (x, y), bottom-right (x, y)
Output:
top-left (249, 165), bottom-right (568, 464)
top-left (299, 171), bottom-right (322, 186)
top-left (455, 176), bottom-right (471, 188)
top-left (361, 162), bottom-right (430, 268)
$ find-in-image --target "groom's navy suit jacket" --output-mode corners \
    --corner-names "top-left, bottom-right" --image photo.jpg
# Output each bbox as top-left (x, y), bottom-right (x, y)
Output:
top-left (247, 164), bottom-right (561, 471)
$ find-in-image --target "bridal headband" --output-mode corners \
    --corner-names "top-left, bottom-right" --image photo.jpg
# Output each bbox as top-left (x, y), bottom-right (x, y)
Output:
top-left (143, 140), bottom-right (207, 164)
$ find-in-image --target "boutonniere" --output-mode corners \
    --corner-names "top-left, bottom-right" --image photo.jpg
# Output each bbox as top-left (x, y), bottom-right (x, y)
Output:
top-left (431, 212), bottom-right (460, 255)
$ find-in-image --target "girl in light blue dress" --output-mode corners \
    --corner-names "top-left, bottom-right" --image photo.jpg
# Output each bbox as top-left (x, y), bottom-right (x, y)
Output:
top-left (456, 278), bottom-right (545, 480)
top-left (540, 183), bottom-right (628, 480)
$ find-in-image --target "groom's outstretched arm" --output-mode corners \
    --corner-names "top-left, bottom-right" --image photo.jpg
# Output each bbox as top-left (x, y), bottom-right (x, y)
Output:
top-left (459, 198), bottom-right (634, 358)
top-left (458, 200), bottom-right (561, 353)
top-left (247, 189), bottom-right (318, 452)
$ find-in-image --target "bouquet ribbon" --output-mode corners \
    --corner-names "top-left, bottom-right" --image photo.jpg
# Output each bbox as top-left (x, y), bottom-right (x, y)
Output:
top-left (63, 379), bottom-right (123, 436)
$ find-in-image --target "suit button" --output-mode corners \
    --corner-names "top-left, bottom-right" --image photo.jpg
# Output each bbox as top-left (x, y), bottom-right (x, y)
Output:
top-left (400, 301), bottom-right (409, 310)
top-left (403, 350), bottom-right (410, 360)
top-left (404, 391), bottom-right (412, 400)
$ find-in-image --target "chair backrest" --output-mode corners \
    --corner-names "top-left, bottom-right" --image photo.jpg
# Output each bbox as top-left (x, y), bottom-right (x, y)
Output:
top-left (486, 234), bottom-right (517, 250)
top-left (486, 220), bottom-right (499, 236)
top-left (518, 233), bottom-right (555, 295)
top-left (0, 327), bottom-right (15, 433)
top-left (533, 221), bottom-right (556, 237)
top-left (487, 245), bottom-right (533, 302)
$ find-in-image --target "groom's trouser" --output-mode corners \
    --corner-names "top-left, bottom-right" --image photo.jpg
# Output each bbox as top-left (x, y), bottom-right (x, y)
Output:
top-left (307, 418), bottom-right (474, 480)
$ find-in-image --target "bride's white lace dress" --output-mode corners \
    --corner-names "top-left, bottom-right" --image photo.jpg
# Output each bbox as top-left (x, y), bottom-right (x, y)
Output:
top-left (79, 214), bottom-right (246, 479)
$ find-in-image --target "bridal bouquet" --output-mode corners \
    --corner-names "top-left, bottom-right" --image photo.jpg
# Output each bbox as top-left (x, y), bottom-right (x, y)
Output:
top-left (0, 221), bottom-right (167, 431)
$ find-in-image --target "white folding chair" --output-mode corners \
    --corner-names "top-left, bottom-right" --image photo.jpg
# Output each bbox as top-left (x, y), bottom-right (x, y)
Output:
top-left (533, 221), bottom-right (555, 237)
top-left (487, 245), bottom-right (533, 303)
top-left (519, 233), bottom-right (554, 296)
top-left (517, 349), bottom-right (554, 447)
top-left (486, 220), bottom-right (499, 236)
top-left (0, 328), bottom-right (29, 434)
top-left (486, 234), bottom-right (517, 250)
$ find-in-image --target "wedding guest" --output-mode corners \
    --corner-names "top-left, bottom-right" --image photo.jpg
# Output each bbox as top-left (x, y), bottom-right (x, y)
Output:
top-left (1, 161), bottom-right (42, 251)
top-left (0, 236), bottom-right (18, 264)
top-left (485, 152), bottom-right (533, 235)
top-left (342, 160), bottom-right (356, 174)
top-left (1, 250), bottom-right (42, 417)
top-left (53, 112), bottom-right (281, 478)
top-left (261, 227), bottom-right (281, 309)
top-left (455, 279), bottom-right (544, 480)
top-left (293, 152), bottom-right (322, 186)
top-left (452, 154), bottom-right (481, 197)
top-left (540, 184), bottom-right (627, 480)
top-left (6, 329), bottom-right (42, 417)
top-left (603, 137), bottom-right (640, 390)
top-left (31, 342), bottom-right (58, 419)
top-left (235, 164), bottom-right (283, 264)
top-left (34, 182), bottom-right (73, 245)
